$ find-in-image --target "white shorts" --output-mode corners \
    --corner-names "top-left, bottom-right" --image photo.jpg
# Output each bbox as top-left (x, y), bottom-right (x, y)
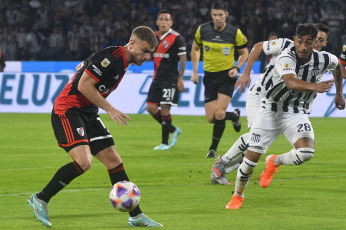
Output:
top-left (247, 107), bottom-right (315, 154)
top-left (246, 88), bottom-right (263, 129)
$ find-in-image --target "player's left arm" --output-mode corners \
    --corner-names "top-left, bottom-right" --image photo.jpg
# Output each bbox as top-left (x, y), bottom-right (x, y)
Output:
top-left (340, 61), bottom-right (346, 79)
top-left (177, 54), bottom-right (187, 92)
top-left (176, 35), bottom-right (187, 92)
top-left (332, 61), bottom-right (345, 110)
top-left (229, 29), bottom-right (249, 79)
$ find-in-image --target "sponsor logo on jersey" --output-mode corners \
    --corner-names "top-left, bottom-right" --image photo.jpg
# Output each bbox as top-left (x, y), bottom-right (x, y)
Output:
top-left (163, 41), bottom-right (169, 49)
top-left (113, 74), bottom-right (119, 80)
top-left (77, 127), bottom-right (85, 136)
top-left (222, 47), bottom-right (230, 56)
top-left (101, 58), bottom-right (110, 67)
top-left (204, 45), bottom-right (210, 52)
top-left (212, 36), bottom-right (223, 42)
top-left (99, 85), bottom-right (113, 94)
top-left (92, 65), bottom-right (102, 76)
top-left (153, 53), bottom-right (170, 58)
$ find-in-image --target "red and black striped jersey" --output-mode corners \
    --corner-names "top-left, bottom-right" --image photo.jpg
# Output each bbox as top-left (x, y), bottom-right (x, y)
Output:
top-left (153, 29), bottom-right (186, 81)
top-left (339, 42), bottom-right (346, 65)
top-left (54, 46), bottom-right (128, 114)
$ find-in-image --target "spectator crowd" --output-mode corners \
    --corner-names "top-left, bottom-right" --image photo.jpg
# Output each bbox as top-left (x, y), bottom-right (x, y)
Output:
top-left (0, 0), bottom-right (345, 61)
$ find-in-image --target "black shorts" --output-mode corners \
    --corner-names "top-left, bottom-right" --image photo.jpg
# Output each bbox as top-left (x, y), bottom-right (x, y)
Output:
top-left (51, 109), bottom-right (114, 155)
top-left (203, 69), bottom-right (236, 103)
top-left (146, 79), bottom-right (179, 106)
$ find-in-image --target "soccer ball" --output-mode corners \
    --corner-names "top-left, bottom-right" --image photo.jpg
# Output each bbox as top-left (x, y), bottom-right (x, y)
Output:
top-left (109, 181), bottom-right (140, 212)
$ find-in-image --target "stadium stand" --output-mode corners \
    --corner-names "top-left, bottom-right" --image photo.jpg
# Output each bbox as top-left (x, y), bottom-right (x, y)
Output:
top-left (0, 0), bottom-right (345, 61)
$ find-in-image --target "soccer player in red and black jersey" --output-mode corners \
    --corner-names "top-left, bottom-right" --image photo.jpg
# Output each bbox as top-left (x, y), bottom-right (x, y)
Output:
top-left (339, 41), bottom-right (346, 79)
top-left (27, 26), bottom-right (163, 227)
top-left (146, 10), bottom-right (187, 150)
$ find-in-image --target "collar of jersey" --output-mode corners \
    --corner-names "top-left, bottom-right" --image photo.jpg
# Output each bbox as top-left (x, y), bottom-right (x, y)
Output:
top-left (158, 29), bottom-right (172, 40)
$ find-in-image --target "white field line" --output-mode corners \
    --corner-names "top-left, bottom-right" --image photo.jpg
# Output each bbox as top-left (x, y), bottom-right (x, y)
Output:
top-left (0, 175), bottom-right (345, 198)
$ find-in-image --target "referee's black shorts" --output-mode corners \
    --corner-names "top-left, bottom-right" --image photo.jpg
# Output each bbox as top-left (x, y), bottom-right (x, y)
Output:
top-left (203, 69), bottom-right (236, 103)
top-left (51, 108), bottom-right (114, 155)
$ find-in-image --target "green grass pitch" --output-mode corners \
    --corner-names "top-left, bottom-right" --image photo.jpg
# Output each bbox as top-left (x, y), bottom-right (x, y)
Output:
top-left (0, 113), bottom-right (345, 229)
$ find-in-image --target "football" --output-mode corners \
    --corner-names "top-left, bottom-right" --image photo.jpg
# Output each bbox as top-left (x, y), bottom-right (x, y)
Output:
top-left (109, 181), bottom-right (141, 212)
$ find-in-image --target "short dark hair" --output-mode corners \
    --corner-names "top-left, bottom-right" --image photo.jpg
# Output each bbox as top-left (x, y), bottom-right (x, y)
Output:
top-left (158, 9), bottom-right (172, 17)
top-left (314, 23), bottom-right (330, 34)
top-left (211, 1), bottom-right (228, 11)
top-left (268, 32), bottom-right (279, 38)
top-left (157, 9), bottom-right (172, 21)
top-left (131, 26), bottom-right (158, 48)
top-left (295, 23), bottom-right (318, 39)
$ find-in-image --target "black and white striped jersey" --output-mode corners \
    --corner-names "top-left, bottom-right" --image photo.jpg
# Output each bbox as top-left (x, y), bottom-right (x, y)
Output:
top-left (251, 38), bottom-right (293, 95)
top-left (263, 47), bottom-right (339, 114)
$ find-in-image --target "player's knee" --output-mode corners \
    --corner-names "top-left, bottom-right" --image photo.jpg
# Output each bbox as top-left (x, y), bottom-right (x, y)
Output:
top-left (146, 104), bottom-right (156, 114)
top-left (206, 117), bottom-right (214, 123)
top-left (295, 148), bottom-right (315, 165)
top-left (247, 145), bottom-right (265, 155)
top-left (214, 110), bottom-right (225, 120)
top-left (78, 157), bottom-right (93, 171)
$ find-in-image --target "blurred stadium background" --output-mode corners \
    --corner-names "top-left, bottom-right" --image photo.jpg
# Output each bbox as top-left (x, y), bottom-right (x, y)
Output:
top-left (0, 0), bottom-right (345, 62)
top-left (0, 0), bottom-right (345, 117)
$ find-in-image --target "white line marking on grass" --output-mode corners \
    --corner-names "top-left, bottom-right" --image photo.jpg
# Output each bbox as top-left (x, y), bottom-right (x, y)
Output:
top-left (0, 175), bottom-right (345, 198)
top-left (0, 167), bottom-right (55, 172)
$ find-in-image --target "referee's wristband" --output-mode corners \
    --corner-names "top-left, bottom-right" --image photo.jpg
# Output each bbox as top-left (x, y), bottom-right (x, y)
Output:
top-left (234, 66), bottom-right (240, 72)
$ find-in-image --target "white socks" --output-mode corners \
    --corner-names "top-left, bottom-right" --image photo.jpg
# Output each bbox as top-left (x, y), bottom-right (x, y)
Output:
top-left (274, 148), bottom-right (315, 165)
top-left (234, 157), bottom-right (258, 197)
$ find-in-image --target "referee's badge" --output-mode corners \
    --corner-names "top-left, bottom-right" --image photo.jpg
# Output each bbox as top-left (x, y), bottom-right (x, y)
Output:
top-left (101, 58), bottom-right (110, 67)
top-left (222, 47), bottom-right (230, 56)
top-left (76, 127), bottom-right (85, 136)
top-left (164, 41), bottom-right (169, 49)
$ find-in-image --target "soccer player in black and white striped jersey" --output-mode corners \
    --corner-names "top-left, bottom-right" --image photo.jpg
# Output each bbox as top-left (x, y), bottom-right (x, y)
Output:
top-left (225, 23), bottom-right (345, 209)
top-left (211, 24), bottom-right (331, 185)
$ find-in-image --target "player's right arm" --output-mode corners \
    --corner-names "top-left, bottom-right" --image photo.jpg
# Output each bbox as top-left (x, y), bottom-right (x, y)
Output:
top-left (191, 40), bottom-right (201, 84)
top-left (282, 73), bottom-right (334, 93)
top-left (332, 61), bottom-right (345, 110)
top-left (191, 26), bottom-right (202, 84)
top-left (278, 53), bottom-right (334, 93)
top-left (78, 72), bottom-right (131, 125)
top-left (235, 41), bottom-right (264, 93)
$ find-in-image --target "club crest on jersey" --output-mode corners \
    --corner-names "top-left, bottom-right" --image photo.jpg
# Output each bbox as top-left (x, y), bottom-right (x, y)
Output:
top-left (76, 127), bottom-right (84, 136)
top-left (101, 58), bottom-right (110, 67)
top-left (343, 44), bottom-right (346, 52)
top-left (284, 63), bottom-right (290, 68)
top-left (271, 41), bottom-right (276, 46)
top-left (163, 41), bottom-right (169, 49)
top-left (222, 47), bottom-right (230, 56)
top-left (204, 45), bottom-right (210, 52)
